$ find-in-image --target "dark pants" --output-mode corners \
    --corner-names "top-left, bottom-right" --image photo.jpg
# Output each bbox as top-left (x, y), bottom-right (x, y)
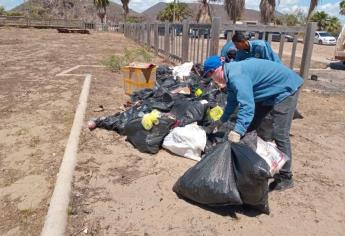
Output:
top-left (247, 90), bottom-right (300, 178)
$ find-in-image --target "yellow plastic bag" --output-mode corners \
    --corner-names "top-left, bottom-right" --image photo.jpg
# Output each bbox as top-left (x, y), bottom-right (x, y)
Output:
top-left (141, 110), bottom-right (161, 130)
top-left (208, 106), bottom-right (224, 121)
top-left (194, 88), bottom-right (203, 97)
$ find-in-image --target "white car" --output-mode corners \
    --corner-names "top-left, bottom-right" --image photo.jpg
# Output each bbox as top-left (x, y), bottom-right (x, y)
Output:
top-left (314, 31), bottom-right (336, 45)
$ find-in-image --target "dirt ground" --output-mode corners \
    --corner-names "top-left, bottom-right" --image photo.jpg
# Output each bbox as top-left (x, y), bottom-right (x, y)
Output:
top-left (0, 28), bottom-right (345, 236)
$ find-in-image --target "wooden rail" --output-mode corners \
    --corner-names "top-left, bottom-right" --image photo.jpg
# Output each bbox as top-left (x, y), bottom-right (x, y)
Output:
top-left (0, 16), bottom-right (85, 29)
top-left (120, 19), bottom-right (317, 80)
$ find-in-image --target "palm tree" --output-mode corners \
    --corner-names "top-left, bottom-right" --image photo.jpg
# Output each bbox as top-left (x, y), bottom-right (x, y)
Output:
top-left (0, 6), bottom-right (6, 15)
top-left (310, 11), bottom-right (329, 30)
top-left (94, 0), bottom-right (109, 24)
top-left (340, 0), bottom-right (345, 15)
top-left (157, 2), bottom-right (192, 22)
top-left (259, 0), bottom-right (276, 24)
top-left (307, 0), bottom-right (318, 19)
top-left (326, 16), bottom-right (341, 36)
top-left (224, 0), bottom-right (245, 24)
top-left (121, 0), bottom-right (130, 22)
top-left (196, 0), bottom-right (212, 23)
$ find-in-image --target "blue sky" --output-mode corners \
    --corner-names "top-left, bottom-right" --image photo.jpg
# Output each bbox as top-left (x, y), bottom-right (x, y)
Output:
top-left (1, 0), bottom-right (344, 23)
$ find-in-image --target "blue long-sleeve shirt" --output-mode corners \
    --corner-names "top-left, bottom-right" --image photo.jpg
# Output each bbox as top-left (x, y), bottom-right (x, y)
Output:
top-left (220, 41), bottom-right (236, 58)
top-left (220, 58), bottom-right (303, 136)
top-left (235, 40), bottom-right (282, 63)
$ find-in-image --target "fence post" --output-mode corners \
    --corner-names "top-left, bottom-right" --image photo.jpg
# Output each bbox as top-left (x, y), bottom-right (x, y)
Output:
top-left (140, 23), bottom-right (144, 43)
top-left (164, 21), bottom-right (170, 59)
top-left (209, 17), bottom-right (221, 56)
top-left (300, 22), bottom-right (317, 80)
top-left (154, 22), bottom-right (159, 55)
top-left (181, 20), bottom-right (190, 62)
top-left (147, 23), bottom-right (151, 47)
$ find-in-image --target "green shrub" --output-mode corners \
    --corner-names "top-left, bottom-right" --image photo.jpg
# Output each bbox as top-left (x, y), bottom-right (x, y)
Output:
top-left (102, 47), bottom-right (153, 72)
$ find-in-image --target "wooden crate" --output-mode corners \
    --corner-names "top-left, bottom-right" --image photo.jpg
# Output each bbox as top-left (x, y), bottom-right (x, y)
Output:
top-left (121, 63), bottom-right (157, 95)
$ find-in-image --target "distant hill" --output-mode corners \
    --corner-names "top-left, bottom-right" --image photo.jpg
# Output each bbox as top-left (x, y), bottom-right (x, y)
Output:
top-left (143, 2), bottom-right (281, 23)
top-left (11, 0), bottom-right (143, 23)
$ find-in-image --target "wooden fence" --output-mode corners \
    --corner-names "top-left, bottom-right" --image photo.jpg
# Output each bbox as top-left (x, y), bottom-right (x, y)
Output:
top-left (120, 18), bottom-right (317, 79)
top-left (0, 15), bottom-right (122, 32)
top-left (0, 15), bottom-right (85, 29)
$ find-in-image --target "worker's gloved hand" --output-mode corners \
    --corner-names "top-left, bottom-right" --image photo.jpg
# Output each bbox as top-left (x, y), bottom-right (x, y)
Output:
top-left (228, 131), bottom-right (241, 143)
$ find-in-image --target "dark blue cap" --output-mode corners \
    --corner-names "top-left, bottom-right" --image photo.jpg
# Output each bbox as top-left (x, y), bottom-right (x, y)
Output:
top-left (203, 56), bottom-right (222, 77)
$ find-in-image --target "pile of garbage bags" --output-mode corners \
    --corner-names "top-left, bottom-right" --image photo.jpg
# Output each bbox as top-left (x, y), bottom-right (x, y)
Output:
top-left (90, 63), bottom-right (290, 214)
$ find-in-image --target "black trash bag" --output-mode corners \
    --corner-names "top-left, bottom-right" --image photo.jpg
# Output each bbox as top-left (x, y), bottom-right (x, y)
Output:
top-left (124, 116), bottom-right (175, 154)
top-left (94, 104), bottom-right (150, 135)
top-left (240, 131), bottom-right (258, 151)
top-left (170, 100), bottom-right (208, 126)
top-left (173, 141), bottom-right (243, 206)
top-left (156, 65), bottom-right (173, 78)
top-left (204, 120), bottom-right (233, 151)
top-left (159, 77), bottom-right (178, 88)
top-left (231, 143), bottom-right (271, 214)
top-left (144, 91), bottom-right (175, 112)
top-left (156, 65), bottom-right (173, 85)
top-left (131, 89), bottom-right (153, 102)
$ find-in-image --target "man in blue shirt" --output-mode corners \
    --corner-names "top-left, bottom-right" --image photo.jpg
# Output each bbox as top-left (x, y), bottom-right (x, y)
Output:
top-left (232, 32), bottom-right (281, 63)
top-left (204, 56), bottom-right (303, 191)
top-left (220, 41), bottom-right (237, 63)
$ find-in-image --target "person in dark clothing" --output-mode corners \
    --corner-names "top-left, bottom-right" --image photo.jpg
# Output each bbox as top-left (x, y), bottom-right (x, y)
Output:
top-left (203, 56), bottom-right (303, 191)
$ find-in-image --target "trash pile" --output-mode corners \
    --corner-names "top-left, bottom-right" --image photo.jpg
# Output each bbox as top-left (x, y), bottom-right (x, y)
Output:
top-left (89, 63), bottom-right (290, 214)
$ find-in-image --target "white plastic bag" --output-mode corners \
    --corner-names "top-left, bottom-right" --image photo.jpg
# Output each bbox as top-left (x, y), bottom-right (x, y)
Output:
top-left (172, 62), bottom-right (194, 79)
top-left (163, 123), bottom-right (206, 161)
top-left (256, 137), bottom-right (289, 176)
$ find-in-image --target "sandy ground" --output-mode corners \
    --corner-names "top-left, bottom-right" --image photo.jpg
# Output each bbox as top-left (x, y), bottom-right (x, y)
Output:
top-left (0, 28), bottom-right (345, 236)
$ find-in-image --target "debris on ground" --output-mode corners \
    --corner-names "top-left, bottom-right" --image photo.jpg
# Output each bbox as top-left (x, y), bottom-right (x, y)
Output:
top-left (87, 62), bottom-right (294, 214)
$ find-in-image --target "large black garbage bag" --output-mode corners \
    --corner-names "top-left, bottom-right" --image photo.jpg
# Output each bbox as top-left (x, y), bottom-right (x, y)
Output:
top-left (95, 105), bottom-right (150, 135)
top-left (131, 89), bottom-right (153, 102)
top-left (170, 100), bottom-right (208, 126)
top-left (173, 141), bottom-right (243, 206)
top-left (124, 116), bottom-right (175, 154)
top-left (231, 143), bottom-right (271, 214)
top-left (144, 92), bottom-right (174, 112)
top-left (159, 77), bottom-right (178, 88)
top-left (156, 65), bottom-right (173, 86)
top-left (240, 131), bottom-right (258, 151)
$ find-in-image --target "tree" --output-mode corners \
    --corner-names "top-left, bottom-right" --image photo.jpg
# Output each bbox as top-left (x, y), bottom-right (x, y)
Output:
top-left (224, 0), bottom-right (245, 24)
top-left (307, 0), bottom-right (318, 19)
top-left (310, 11), bottom-right (329, 30)
top-left (277, 13), bottom-right (299, 26)
top-left (260, 0), bottom-right (276, 24)
top-left (340, 0), bottom-right (345, 15)
top-left (310, 11), bottom-right (341, 36)
top-left (121, 0), bottom-right (130, 22)
top-left (196, 0), bottom-right (212, 23)
top-left (326, 16), bottom-right (341, 36)
top-left (93, 0), bottom-right (110, 24)
top-left (0, 6), bottom-right (6, 15)
top-left (157, 2), bottom-right (192, 22)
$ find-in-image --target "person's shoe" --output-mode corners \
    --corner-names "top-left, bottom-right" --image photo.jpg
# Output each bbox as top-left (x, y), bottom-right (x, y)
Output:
top-left (269, 177), bottom-right (294, 192)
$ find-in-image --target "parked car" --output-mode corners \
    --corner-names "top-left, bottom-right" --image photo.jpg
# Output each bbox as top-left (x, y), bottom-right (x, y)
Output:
top-left (271, 32), bottom-right (294, 42)
top-left (190, 28), bottom-right (210, 38)
top-left (314, 31), bottom-right (336, 45)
